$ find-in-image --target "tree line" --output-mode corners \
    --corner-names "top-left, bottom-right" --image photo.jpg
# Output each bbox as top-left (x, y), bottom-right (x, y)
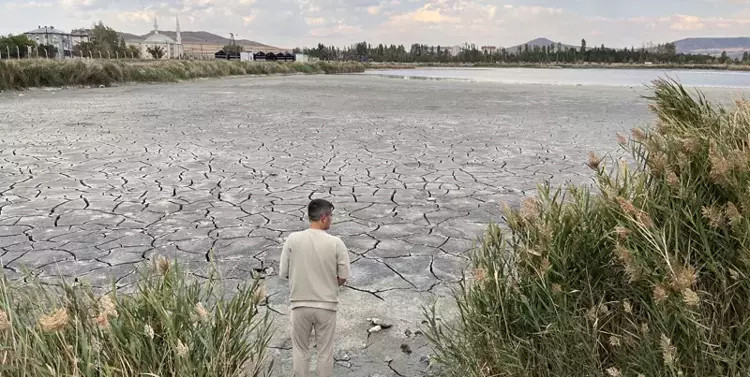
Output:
top-left (300, 39), bottom-right (750, 65)
top-left (0, 35), bottom-right (57, 59)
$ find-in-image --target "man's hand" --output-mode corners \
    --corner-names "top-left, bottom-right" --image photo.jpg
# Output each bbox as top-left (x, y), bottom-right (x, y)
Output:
top-left (337, 277), bottom-right (347, 286)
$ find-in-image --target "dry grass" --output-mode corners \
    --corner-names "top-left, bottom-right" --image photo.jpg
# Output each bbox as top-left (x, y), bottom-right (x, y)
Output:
top-left (0, 59), bottom-right (365, 90)
top-left (0, 258), bottom-right (273, 377)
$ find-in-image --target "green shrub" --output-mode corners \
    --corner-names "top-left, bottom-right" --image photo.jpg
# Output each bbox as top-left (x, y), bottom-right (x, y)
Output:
top-left (0, 59), bottom-right (366, 90)
top-left (425, 80), bottom-right (750, 377)
top-left (0, 258), bottom-right (273, 377)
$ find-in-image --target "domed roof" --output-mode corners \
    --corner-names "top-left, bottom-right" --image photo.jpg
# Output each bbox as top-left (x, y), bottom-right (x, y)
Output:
top-left (144, 32), bottom-right (175, 44)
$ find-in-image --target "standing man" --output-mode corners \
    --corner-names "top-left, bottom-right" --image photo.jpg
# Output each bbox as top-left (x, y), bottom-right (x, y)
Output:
top-left (280, 199), bottom-right (350, 377)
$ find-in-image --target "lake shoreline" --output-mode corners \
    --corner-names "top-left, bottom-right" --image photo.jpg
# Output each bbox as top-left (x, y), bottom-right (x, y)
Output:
top-left (364, 62), bottom-right (750, 72)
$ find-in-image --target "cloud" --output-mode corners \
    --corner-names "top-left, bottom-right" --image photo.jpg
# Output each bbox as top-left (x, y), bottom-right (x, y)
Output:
top-left (0, 0), bottom-right (748, 49)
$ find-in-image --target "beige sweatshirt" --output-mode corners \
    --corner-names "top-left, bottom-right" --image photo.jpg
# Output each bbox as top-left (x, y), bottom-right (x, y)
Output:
top-left (279, 228), bottom-right (350, 311)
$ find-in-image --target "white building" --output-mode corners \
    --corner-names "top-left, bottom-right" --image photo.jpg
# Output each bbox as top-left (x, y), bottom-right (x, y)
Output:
top-left (24, 26), bottom-right (71, 58)
top-left (140, 17), bottom-right (183, 59)
top-left (447, 45), bottom-right (463, 57)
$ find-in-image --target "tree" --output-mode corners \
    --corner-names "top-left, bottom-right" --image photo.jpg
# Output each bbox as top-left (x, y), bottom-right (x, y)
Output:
top-left (720, 50), bottom-right (728, 64)
top-left (743, 52), bottom-right (748, 63)
top-left (223, 44), bottom-right (243, 54)
top-left (0, 34), bottom-right (37, 58)
top-left (580, 39), bottom-right (587, 54)
top-left (147, 46), bottom-right (165, 59)
top-left (71, 22), bottom-right (134, 59)
top-left (38, 44), bottom-right (58, 58)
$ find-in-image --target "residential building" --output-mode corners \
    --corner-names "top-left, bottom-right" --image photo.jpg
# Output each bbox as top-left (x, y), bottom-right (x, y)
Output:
top-left (24, 26), bottom-right (71, 58)
top-left (70, 28), bottom-right (90, 46)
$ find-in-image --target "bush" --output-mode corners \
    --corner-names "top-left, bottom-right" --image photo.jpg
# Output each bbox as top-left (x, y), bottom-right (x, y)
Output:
top-left (0, 259), bottom-right (273, 377)
top-left (425, 80), bottom-right (750, 377)
top-left (0, 60), bottom-right (366, 90)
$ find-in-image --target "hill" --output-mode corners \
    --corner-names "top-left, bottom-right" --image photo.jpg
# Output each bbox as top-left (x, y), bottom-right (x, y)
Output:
top-left (673, 37), bottom-right (750, 58)
top-left (505, 37), bottom-right (578, 52)
top-left (120, 30), bottom-right (281, 50)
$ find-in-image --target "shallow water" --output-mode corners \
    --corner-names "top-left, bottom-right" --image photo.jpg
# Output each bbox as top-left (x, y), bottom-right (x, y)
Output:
top-left (362, 67), bottom-right (750, 88)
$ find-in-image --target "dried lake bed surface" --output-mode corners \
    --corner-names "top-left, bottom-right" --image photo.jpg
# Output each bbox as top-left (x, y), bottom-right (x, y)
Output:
top-left (0, 74), bottom-right (744, 376)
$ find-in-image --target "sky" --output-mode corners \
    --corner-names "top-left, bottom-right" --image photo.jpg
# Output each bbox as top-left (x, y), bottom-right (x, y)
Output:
top-left (2, 0), bottom-right (749, 49)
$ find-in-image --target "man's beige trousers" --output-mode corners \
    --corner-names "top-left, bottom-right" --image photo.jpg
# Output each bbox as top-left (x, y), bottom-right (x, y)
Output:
top-left (291, 307), bottom-right (337, 377)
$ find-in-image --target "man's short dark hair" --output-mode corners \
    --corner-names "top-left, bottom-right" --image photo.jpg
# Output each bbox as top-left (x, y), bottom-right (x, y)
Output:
top-left (308, 199), bottom-right (334, 221)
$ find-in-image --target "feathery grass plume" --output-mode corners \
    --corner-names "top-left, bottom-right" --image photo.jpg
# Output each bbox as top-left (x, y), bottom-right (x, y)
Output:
top-left (98, 295), bottom-right (118, 318)
top-left (551, 284), bottom-right (563, 294)
top-left (155, 256), bottom-right (170, 275)
top-left (614, 244), bottom-right (632, 264)
top-left (39, 308), bottom-right (69, 332)
top-left (194, 302), bottom-right (209, 322)
top-left (175, 339), bottom-right (188, 358)
top-left (653, 285), bottom-right (669, 303)
top-left (701, 205), bottom-right (725, 228)
top-left (587, 151), bottom-right (602, 170)
top-left (725, 202), bottom-right (742, 228)
top-left (708, 141), bottom-right (731, 184)
top-left (637, 212), bottom-right (655, 228)
top-left (666, 170), bottom-right (680, 188)
top-left (623, 300), bottom-right (633, 314)
top-left (519, 197), bottom-right (540, 220)
top-left (660, 334), bottom-right (677, 367)
top-left (609, 336), bottom-right (622, 348)
top-left (682, 288), bottom-right (700, 307)
top-left (614, 226), bottom-right (631, 242)
top-left (647, 151), bottom-right (667, 174)
top-left (95, 311), bottom-right (110, 329)
top-left (0, 309), bottom-right (9, 331)
top-left (144, 324), bottom-right (155, 339)
top-left (671, 265), bottom-right (697, 291)
top-left (252, 284), bottom-right (267, 306)
top-left (617, 133), bottom-right (628, 145)
top-left (473, 267), bottom-right (487, 283)
top-left (606, 367), bottom-right (622, 377)
top-left (615, 197), bottom-right (640, 217)
top-left (632, 127), bottom-right (648, 142)
top-left (680, 137), bottom-right (701, 155)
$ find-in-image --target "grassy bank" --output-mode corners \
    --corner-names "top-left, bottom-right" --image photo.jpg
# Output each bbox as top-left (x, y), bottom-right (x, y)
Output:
top-left (426, 80), bottom-right (750, 376)
top-left (365, 61), bottom-right (750, 71)
top-left (0, 59), bottom-right (365, 90)
top-left (0, 259), bottom-right (273, 377)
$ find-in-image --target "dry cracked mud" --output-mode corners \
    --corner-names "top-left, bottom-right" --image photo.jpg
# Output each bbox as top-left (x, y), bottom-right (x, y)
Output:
top-left (3, 74), bottom-right (728, 376)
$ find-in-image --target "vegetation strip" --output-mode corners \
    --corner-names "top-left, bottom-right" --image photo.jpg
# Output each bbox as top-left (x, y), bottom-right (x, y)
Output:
top-left (425, 80), bottom-right (750, 376)
top-left (0, 60), bottom-right (365, 90)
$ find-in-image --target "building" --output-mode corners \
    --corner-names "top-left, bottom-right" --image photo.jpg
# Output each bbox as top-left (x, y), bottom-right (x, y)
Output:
top-left (24, 26), bottom-right (72, 58)
top-left (481, 45), bottom-right (497, 54)
top-left (140, 17), bottom-right (183, 59)
top-left (70, 29), bottom-right (90, 46)
top-left (447, 45), bottom-right (463, 57)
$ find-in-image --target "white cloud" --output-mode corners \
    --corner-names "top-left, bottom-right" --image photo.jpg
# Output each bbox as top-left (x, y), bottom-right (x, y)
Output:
top-left (0, 0), bottom-right (748, 49)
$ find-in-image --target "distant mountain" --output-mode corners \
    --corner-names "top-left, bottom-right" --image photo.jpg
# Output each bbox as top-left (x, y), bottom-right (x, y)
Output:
top-left (505, 37), bottom-right (578, 52)
top-left (673, 37), bottom-right (750, 58)
top-left (120, 30), bottom-right (280, 50)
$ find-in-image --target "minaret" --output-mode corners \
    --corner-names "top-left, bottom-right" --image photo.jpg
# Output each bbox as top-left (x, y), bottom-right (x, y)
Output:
top-left (175, 16), bottom-right (181, 45)
top-left (153, 18), bottom-right (159, 34)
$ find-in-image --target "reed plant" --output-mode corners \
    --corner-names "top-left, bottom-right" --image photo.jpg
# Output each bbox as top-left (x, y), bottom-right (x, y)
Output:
top-left (0, 258), bottom-right (273, 377)
top-left (425, 79), bottom-right (750, 377)
top-left (0, 59), bottom-right (366, 90)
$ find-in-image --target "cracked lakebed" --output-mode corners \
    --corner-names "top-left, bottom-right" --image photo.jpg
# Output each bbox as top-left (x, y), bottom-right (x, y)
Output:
top-left (2, 75), bottom-right (722, 376)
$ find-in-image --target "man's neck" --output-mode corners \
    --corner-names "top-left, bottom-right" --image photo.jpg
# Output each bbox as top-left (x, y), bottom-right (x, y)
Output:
top-left (309, 223), bottom-right (327, 231)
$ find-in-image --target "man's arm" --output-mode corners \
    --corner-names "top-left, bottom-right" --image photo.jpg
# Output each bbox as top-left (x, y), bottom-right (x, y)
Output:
top-left (279, 237), bottom-right (291, 280)
top-left (336, 239), bottom-right (350, 286)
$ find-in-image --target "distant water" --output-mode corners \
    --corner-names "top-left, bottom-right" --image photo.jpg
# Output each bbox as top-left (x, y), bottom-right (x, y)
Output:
top-left (361, 67), bottom-right (750, 89)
